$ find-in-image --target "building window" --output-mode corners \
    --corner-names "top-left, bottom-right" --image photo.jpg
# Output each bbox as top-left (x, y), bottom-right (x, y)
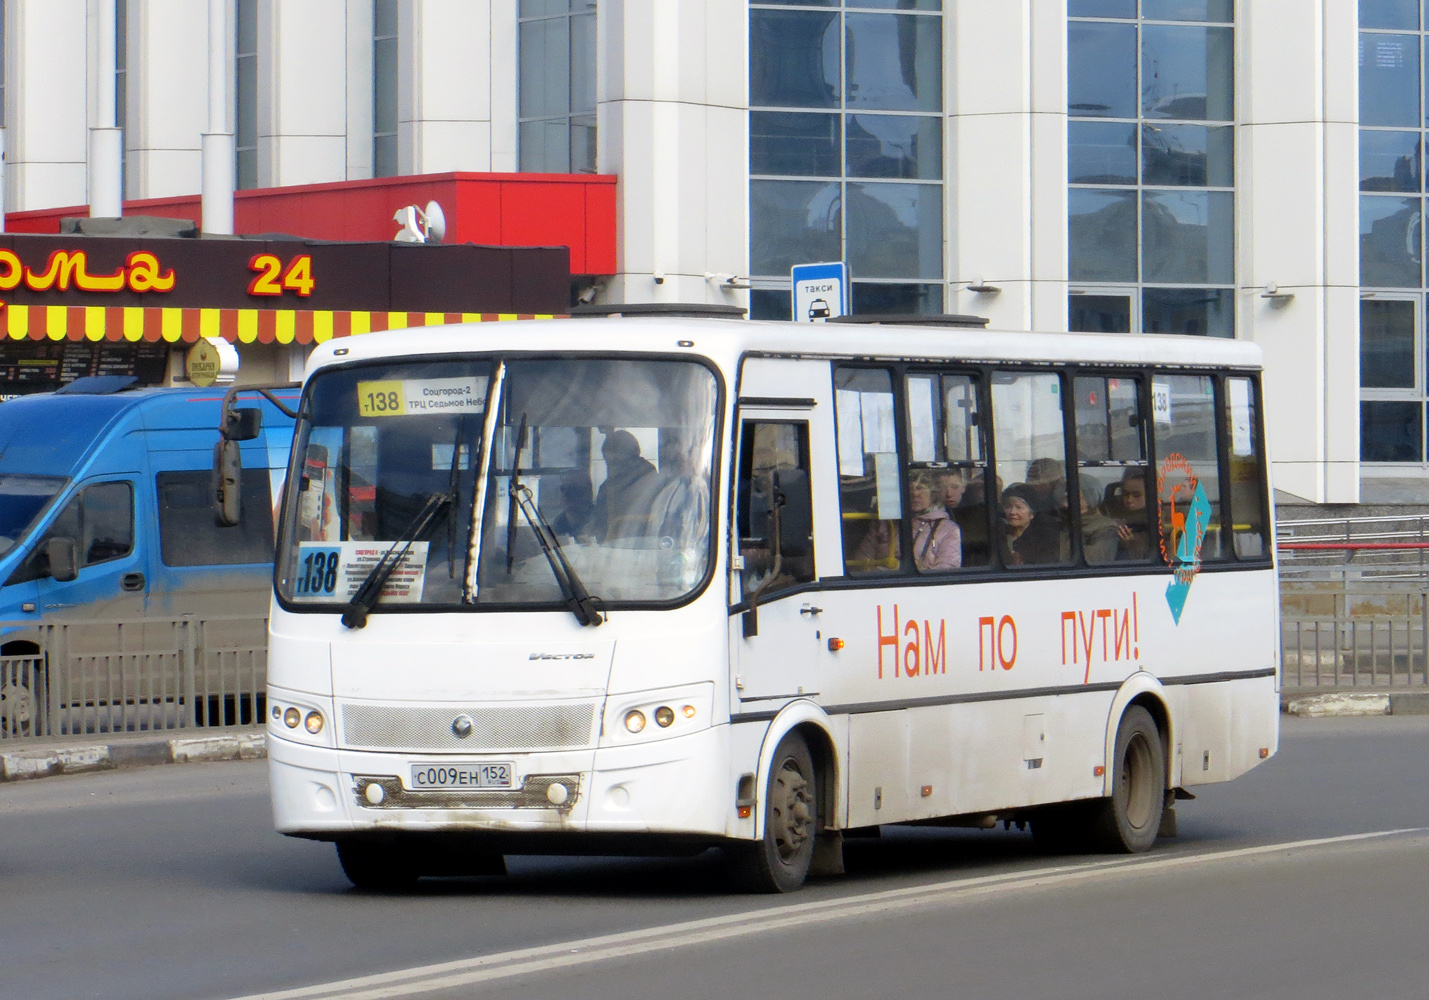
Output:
top-left (518, 0), bottom-right (597, 173)
top-left (373, 0), bottom-right (398, 178)
top-left (1067, 1), bottom-right (1236, 337)
top-left (235, 0), bottom-right (258, 190)
top-left (1359, 1), bottom-right (1429, 462)
top-left (748, 1), bottom-right (944, 319)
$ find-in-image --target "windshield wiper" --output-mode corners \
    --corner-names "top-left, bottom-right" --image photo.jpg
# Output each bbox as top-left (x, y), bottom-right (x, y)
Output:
top-left (506, 417), bottom-right (603, 627)
top-left (341, 491), bottom-right (452, 630)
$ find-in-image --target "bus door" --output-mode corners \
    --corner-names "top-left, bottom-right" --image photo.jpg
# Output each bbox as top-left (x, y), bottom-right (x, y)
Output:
top-left (730, 406), bottom-right (837, 706)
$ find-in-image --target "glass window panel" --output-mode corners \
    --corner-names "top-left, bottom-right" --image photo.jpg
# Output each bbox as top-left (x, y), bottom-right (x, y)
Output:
top-left (941, 375), bottom-right (983, 465)
top-left (374, 133), bottom-right (398, 178)
top-left (1142, 287), bottom-right (1235, 337)
top-left (571, 11), bottom-right (596, 115)
top-left (1152, 374), bottom-right (1223, 561)
top-left (1141, 25), bottom-right (1234, 121)
top-left (940, 375), bottom-right (990, 568)
top-left (737, 421), bottom-right (815, 598)
top-left (1069, 0), bottom-right (1135, 16)
top-left (1069, 293), bottom-right (1132, 332)
top-left (1141, 0), bottom-right (1233, 21)
top-left (845, 13), bottom-right (942, 112)
top-left (80, 482), bottom-right (134, 565)
top-left (1359, 33), bottom-right (1420, 127)
top-left (750, 180), bottom-right (842, 275)
top-left (1224, 377), bottom-right (1267, 559)
top-left (519, 120), bottom-right (570, 173)
top-left (1069, 121), bottom-right (1137, 184)
top-left (1360, 299), bottom-right (1418, 387)
top-left (750, 289), bottom-right (792, 321)
top-left (751, 112), bottom-right (841, 176)
top-left (1142, 189), bottom-right (1234, 284)
top-left (850, 282), bottom-right (943, 314)
top-left (755, 0), bottom-right (836, 5)
top-left (520, 0), bottom-right (569, 15)
top-left (1361, 0), bottom-right (1420, 29)
top-left (991, 372), bottom-right (1071, 567)
top-left (520, 18), bottom-right (569, 119)
top-left (852, 0), bottom-right (942, 9)
top-left (1142, 123), bottom-right (1233, 186)
top-left (1075, 376), bottom-right (1149, 565)
top-left (1068, 21), bottom-right (1137, 118)
top-left (374, 35), bottom-right (398, 133)
top-left (750, 9), bottom-right (840, 109)
top-left (1069, 189), bottom-right (1137, 282)
top-left (846, 115), bottom-right (941, 179)
top-left (836, 367), bottom-right (903, 575)
top-left (1360, 130), bottom-right (1423, 192)
top-left (906, 374), bottom-right (944, 464)
top-left (236, 149), bottom-right (257, 192)
top-left (570, 115), bottom-right (597, 173)
top-left (375, 0), bottom-right (398, 35)
top-left (237, 0), bottom-right (258, 52)
top-left (235, 55), bottom-right (257, 149)
top-left (1360, 194), bottom-right (1424, 287)
top-left (846, 182), bottom-right (942, 280)
top-left (1074, 375), bottom-right (1144, 464)
top-left (1362, 400), bottom-right (1423, 460)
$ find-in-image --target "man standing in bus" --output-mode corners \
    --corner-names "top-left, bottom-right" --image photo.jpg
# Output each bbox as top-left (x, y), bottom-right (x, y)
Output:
top-left (590, 430), bottom-right (661, 542)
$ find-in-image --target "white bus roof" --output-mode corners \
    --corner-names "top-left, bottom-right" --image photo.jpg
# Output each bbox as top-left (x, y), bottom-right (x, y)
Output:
top-left (306, 316), bottom-right (1263, 377)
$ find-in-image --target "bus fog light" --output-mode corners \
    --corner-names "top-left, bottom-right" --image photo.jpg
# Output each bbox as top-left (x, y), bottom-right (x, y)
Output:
top-left (283, 707), bottom-right (301, 728)
top-left (682, 705), bottom-right (696, 719)
top-left (271, 705), bottom-right (282, 719)
top-left (654, 706), bottom-right (675, 728)
top-left (304, 711), bottom-right (324, 734)
top-left (624, 710), bottom-right (646, 733)
top-left (546, 782), bottom-right (570, 806)
top-left (364, 783), bottom-right (385, 805)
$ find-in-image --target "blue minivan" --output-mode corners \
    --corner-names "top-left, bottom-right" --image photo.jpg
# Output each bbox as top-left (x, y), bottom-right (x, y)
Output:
top-left (0, 377), bottom-right (297, 737)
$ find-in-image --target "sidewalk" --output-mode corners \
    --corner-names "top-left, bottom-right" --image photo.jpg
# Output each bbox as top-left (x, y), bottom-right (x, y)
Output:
top-left (1281, 688), bottom-right (1429, 718)
top-left (0, 726), bottom-right (265, 783)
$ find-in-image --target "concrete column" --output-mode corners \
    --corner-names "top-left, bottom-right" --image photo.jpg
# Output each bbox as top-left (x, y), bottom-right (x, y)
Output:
top-left (8, 0), bottom-right (88, 210)
top-left (398, 0), bottom-right (502, 174)
top-left (202, 0), bottom-right (235, 233)
top-left (601, 0), bottom-right (749, 304)
top-left (126, 0), bottom-right (208, 200)
top-left (89, 0), bottom-right (123, 217)
top-left (947, 0), bottom-right (1067, 330)
top-left (259, 0), bottom-right (348, 187)
top-left (1240, 0), bottom-right (1359, 504)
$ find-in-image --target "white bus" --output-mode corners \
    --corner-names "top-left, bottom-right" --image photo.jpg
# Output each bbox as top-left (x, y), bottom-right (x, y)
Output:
top-left (254, 316), bottom-right (1279, 892)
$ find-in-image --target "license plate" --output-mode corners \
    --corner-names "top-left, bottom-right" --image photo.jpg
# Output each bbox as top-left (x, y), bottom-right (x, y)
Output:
top-left (409, 762), bottom-right (513, 790)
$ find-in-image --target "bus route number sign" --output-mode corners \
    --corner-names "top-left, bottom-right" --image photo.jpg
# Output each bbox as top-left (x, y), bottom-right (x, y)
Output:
top-left (295, 546), bottom-right (342, 597)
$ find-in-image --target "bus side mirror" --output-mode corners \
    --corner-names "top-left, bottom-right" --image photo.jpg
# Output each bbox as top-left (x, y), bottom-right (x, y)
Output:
top-left (47, 537), bottom-right (78, 582)
top-left (224, 407), bottom-right (263, 442)
top-left (213, 439), bottom-right (243, 527)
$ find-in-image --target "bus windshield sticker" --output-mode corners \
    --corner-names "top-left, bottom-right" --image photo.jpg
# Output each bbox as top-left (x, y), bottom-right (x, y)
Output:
top-left (835, 389), bottom-right (865, 474)
top-left (1228, 379), bottom-right (1253, 456)
top-left (873, 452), bottom-right (902, 520)
top-left (292, 540), bottom-right (429, 602)
top-left (357, 376), bottom-right (488, 418)
top-left (1151, 381), bottom-right (1172, 424)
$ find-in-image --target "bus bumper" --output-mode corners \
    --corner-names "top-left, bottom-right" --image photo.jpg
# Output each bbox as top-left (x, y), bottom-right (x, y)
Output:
top-left (268, 725), bottom-right (729, 840)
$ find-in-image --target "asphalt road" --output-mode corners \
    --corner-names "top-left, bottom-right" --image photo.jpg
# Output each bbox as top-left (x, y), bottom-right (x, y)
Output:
top-left (1, 715), bottom-right (1426, 1000)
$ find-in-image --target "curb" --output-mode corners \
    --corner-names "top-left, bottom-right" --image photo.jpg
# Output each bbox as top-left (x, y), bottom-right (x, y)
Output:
top-left (1283, 691), bottom-right (1429, 718)
top-left (0, 730), bottom-right (265, 783)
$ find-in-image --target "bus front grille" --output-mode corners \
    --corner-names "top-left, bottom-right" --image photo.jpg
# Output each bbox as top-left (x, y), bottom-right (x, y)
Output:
top-left (339, 702), bottom-right (599, 752)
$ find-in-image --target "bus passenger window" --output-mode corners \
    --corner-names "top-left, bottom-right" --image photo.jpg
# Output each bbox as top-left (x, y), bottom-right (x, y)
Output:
top-left (991, 372), bottom-right (1072, 567)
top-left (1074, 375), bottom-right (1150, 565)
top-left (904, 371), bottom-right (987, 569)
top-left (835, 368), bottom-right (902, 575)
top-left (1225, 376), bottom-right (1268, 558)
top-left (1152, 374), bottom-right (1224, 564)
top-left (737, 422), bottom-right (814, 598)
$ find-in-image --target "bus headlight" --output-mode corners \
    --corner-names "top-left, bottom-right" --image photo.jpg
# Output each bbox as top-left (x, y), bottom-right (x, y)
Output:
top-left (605, 683), bottom-right (715, 746)
top-left (624, 710), bottom-right (646, 733)
top-left (304, 711), bottom-right (324, 734)
top-left (654, 706), bottom-right (675, 728)
top-left (283, 707), bottom-right (301, 728)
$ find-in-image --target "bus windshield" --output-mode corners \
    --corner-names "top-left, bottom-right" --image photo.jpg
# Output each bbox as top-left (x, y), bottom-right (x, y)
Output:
top-left (277, 356), bottom-right (719, 612)
top-left (0, 475), bottom-right (67, 556)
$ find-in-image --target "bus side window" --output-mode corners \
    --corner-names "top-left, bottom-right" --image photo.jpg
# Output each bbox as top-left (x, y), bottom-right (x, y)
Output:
top-left (1073, 375), bottom-right (1151, 565)
top-left (1225, 376), bottom-right (1268, 558)
top-left (736, 421), bottom-right (814, 599)
top-left (905, 371), bottom-right (988, 569)
top-left (990, 371), bottom-right (1072, 568)
top-left (1151, 374), bottom-right (1224, 563)
top-left (835, 367), bottom-right (902, 575)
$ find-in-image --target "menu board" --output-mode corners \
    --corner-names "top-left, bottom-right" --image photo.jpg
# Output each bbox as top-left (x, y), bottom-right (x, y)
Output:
top-left (0, 343), bottom-right (170, 396)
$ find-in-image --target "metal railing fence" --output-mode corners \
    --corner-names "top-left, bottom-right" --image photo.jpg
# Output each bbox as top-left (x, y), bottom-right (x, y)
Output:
top-left (0, 614), bottom-right (267, 742)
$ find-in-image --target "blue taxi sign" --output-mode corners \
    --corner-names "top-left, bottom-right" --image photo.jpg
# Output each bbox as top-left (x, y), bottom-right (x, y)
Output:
top-left (791, 262), bottom-right (849, 323)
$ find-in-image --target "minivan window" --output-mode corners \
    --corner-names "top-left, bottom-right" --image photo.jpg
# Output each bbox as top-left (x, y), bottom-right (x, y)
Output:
top-left (4, 481), bottom-right (135, 586)
top-left (0, 475), bottom-right (67, 557)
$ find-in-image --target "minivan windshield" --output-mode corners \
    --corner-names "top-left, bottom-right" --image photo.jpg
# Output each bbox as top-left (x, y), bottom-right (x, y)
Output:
top-left (0, 475), bottom-right (67, 557)
top-left (277, 356), bottom-right (719, 612)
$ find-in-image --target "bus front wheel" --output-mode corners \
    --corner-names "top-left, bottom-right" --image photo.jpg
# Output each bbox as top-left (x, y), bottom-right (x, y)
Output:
top-left (727, 731), bottom-right (818, 893)
top-left (335, 839), bottom-right (419, 892)
top-left (1091, 705), bottom-right (1165, 853)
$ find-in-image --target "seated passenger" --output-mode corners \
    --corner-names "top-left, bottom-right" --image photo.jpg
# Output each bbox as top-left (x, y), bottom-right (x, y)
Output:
top-left (1072, 480), bottom-right (1119, 564)
top-left (1000, 483), bottom-right (1063, 566)
top-left (909, 470), bottom-right (961, 571)
top-left (940, 468), bottom-right (989, 567)
top-left (590, 430), bottom-right (661, 542)
top-left (1024, 458), bottom-right (1066, 514)
top-left (1106, 468), bottom-right (1152, 560)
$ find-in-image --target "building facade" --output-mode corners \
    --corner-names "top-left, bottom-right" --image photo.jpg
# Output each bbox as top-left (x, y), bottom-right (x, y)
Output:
top-left (0, 1), bottom-right (1413, 506)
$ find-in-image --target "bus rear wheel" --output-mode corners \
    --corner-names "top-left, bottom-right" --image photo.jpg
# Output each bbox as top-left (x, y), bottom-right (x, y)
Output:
top-left (335, 839), bottom-right (419, 892)
top-left (1090, 706), bottom-right (1165, 853)
top-left (727, 731), bottom-right (818, 893)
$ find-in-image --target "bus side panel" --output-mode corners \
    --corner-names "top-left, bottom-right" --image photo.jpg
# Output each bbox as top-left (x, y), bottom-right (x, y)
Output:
top-left (1177, 675), bottom-right (1278, 787)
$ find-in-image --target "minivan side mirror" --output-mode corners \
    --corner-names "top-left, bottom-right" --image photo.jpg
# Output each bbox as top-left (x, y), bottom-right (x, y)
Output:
top-left (213, 439), bottom-right (243, 527)
top-left (47, 537), bottom-right (78, 582)
top-left (223, 407), bottom-right (263, 442)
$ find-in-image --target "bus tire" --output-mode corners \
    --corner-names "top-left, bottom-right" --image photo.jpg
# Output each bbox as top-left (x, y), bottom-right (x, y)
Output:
top-left (1029, 803), bottom-right (1093, 855)
top-left (1090, 705), bottom-right (1165, 853)
top-left (335, 839), bottom-right (419, 892)
top-left (727, 731), bottom-right (818, 893)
